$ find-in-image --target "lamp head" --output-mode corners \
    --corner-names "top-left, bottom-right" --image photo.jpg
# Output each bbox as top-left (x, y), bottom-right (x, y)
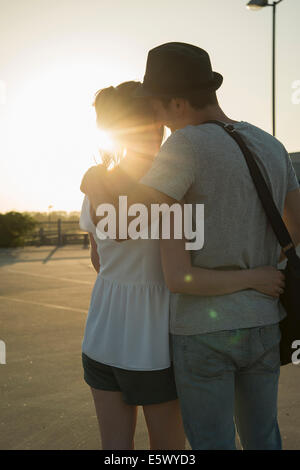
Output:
top-left (247, 0), bottom-right (269, 10)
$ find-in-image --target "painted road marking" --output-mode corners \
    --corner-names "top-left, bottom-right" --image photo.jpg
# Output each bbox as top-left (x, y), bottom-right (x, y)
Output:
top-left (0, 295), bottom-right (86, 313)
top-left (1, 268), bottom-right (93, 285)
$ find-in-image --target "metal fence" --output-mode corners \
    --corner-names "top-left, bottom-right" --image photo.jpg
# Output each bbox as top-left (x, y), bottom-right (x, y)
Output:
top-left (25, 219), bottom-right (89, 247)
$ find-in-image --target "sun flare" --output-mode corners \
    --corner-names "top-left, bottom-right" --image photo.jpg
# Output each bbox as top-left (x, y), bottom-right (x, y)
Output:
top-left (97, 130), bottom-right (115, 153)
top-left (94, 129), bottom-right (123, 170)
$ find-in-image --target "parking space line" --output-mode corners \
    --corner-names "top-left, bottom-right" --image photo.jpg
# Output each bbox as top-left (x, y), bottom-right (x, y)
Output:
top-left (1, 268), bottom-right (93, 285)
top-left (0, 295), bottom-right (86, 313)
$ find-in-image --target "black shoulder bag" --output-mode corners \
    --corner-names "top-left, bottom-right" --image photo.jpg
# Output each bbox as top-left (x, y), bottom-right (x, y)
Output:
top-left (203, 120), bottom-right (300, 365)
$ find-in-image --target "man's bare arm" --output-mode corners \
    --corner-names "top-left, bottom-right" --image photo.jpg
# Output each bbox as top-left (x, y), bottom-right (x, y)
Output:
top-left (81, 164), bottom-right (175, 206)
top-left (80, 165), bottom-right (177, 238)
top-left (160, 233), bottom-right (285, 298)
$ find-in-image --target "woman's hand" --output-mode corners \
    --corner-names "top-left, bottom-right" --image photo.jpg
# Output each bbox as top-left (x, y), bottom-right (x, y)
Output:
top-left (248, 266), bottom-right (285, 298)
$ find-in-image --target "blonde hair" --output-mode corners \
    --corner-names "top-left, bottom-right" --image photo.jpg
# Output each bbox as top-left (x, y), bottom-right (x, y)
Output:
top-left (93, 81), bottom-right (156, 168)
top-left (90, 81), bottom-right (161, 198)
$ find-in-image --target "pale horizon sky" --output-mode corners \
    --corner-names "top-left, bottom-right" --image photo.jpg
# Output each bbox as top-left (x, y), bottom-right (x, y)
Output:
top-left (0, 0), bottom-right (299, 213)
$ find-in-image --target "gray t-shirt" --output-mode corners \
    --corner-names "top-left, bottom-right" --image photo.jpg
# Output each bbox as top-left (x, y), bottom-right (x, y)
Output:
top-left (140, 121), bottom-right (299, 335)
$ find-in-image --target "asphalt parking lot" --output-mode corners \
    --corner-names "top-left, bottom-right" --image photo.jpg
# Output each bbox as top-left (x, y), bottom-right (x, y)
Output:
top-left (0, 246), bottom-right (299, 450)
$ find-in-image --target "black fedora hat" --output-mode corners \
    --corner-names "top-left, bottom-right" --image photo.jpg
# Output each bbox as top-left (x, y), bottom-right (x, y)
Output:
top-left (136, 42), bottom-right (223, 98)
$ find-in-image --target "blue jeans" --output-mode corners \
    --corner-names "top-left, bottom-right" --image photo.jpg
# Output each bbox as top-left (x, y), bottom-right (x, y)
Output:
top-left (171, 323), bottom-right (282, 450)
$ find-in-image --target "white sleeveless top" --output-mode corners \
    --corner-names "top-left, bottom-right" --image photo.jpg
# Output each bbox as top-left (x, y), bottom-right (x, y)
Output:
top-left (79, 196), bottom-right (171, 371)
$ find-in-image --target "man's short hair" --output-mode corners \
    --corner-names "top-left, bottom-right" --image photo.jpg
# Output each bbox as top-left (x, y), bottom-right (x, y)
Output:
top-left (159, 91), bottom-right (218, 111)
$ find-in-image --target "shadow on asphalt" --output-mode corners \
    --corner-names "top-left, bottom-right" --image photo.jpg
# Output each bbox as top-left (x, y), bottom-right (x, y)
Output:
top-left (0, 246), bottom-right (90, 267)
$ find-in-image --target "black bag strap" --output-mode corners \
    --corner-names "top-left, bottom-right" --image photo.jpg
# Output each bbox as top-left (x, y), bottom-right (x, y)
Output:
top-left (202, 120), bottom-right (297, 261)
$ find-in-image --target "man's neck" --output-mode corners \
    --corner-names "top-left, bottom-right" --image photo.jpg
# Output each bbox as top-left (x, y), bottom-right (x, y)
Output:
top-left (170, 106), bottom-right (238, 132)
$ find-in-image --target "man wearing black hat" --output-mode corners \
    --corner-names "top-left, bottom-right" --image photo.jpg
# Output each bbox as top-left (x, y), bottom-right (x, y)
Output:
top-left (81, 42), bottom-right (300, 450)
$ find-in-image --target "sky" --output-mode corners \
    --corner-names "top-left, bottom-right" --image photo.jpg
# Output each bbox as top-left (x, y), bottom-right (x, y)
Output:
top-left (0, 0), bottom-right (299, 213)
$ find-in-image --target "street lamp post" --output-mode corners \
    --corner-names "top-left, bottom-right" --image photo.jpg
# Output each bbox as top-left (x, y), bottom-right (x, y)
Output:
top-left (246, 0), bottom-right (284, 137)
top-left (48, 204), bottom-right (53, 225)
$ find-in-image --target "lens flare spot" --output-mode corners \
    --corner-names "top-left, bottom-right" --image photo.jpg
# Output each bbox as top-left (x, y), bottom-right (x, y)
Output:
top-left (184, 274), bottom-right (193, 283)
top-left (209, 310), bottom-right (218, 319)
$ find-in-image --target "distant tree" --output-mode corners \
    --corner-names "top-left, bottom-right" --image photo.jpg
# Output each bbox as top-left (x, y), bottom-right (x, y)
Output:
top-left (24, 212), bottom-right (49, 222)
top-left (24, 211), bottom-right (80, 222)
top-left (52, 211), bottom-right (68, 219)
top-left (0, 212), bottom-right (36, 247)
top-left (68, 211), bottom-right (80, 221)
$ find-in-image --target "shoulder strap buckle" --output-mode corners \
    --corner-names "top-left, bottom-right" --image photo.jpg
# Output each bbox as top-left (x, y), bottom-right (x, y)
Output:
top-left (224, 124), bottom-right (236, 133)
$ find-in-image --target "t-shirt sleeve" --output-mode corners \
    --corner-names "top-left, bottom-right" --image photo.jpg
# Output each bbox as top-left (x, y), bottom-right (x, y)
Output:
top-left (140, 130), bottom-right (196, 201)
top-left (79, 195), bottom-right (96, 234)
top-left (286, 152), bottom-right (299, 193)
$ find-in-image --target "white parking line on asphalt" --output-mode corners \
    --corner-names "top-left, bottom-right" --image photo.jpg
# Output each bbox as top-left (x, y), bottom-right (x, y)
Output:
top-left (0, 295), bottom-right (86, 313)
top-left (1, 268), bottom-right (93, 285)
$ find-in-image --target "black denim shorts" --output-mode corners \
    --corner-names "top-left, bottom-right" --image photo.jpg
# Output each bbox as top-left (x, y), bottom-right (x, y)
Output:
top-left (82, 352), bottom-right (178, 406)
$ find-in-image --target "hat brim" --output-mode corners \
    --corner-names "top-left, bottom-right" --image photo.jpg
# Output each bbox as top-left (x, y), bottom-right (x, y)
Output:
top-left (134, 72), bottom-right (223, 98)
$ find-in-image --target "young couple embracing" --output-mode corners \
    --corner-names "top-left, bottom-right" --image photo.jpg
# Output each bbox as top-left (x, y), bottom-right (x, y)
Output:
top-left (80, 42), bottom-right (300, 450)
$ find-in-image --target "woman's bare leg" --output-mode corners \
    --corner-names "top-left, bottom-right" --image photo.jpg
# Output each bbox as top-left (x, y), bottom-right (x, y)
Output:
top-left (143, 399), bottom-right (186, 450)
top-left (90, 387), bottom-right (138, 450)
